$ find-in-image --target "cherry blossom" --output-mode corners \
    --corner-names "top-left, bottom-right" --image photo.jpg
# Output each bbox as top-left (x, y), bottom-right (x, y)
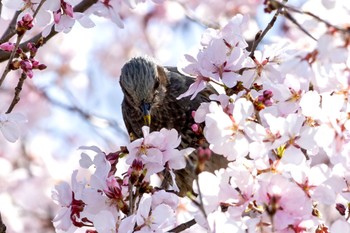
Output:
top-left (126, 126), bottom-right (190, 182)
top-left (0, 112), bottom-right (27, 143)
top-left (134, 193), bottom-right (178, 232)
top-left (255, 174), bottom-right (315, 232)
top-left (52, 170), bottom-right (87, 231)
top-left (178, 14), bottom-right (249, 99)
top-left (195, 98), bottom-right (253, 161)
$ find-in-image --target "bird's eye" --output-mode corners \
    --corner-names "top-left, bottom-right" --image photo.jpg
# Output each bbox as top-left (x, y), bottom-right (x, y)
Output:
top-left (154, 80), bottom-right (160, 90)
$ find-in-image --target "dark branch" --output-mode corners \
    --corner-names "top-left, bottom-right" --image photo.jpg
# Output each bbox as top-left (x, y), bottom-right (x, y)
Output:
top-left (168, 219), bottom-right (196, 233)
top-left (0, 0), bottom-right (98, 63)
top-left (0, 33), bottom-right (24, 86)
top-left (0, 213), bottom-right (6, 233)
top-left (249, 0), bottom-right (288, 58)
top-left (6, 72), bottom-right (27, 113)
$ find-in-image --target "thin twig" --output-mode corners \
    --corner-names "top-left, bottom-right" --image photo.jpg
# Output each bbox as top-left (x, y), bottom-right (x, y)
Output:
top-left (0, 33), bottom-right (24, 87)
top-left (272, 0), bottom-right (350, 34)
top-left (249, 0), bottom-right (288, 58)
top-left (194, 178), bottom-right (207, 218)
top-left (0, 0), bottom-right (98, 63)
top-left (168, 219), bottom-right (196, 233)
top-left (176, 1), bottom-right (219, 29)
top-left (283, 11), bottom-right (316, 41)
top-left (6, 72), bottom-right (26, 113)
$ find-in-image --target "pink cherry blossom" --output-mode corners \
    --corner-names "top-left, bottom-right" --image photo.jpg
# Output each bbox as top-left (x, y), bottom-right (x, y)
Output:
top-left (198, 98), bottom-right (253, 160)
top-left (52, 170), bottom-right (88, 231)
top-left (256, 174), bottom-right (314, 232)
top-left (135, 193), bottom-right (177, 232)
top-left (126, 126), bottom-right (190, 181)
top-left (178, 15), bottom-right (249, 99)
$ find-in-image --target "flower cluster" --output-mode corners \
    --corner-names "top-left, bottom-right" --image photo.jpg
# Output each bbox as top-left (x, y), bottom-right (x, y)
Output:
top-left (0, 40), bottom-right (47, 79)
top-left (52, 128), bottom-right (190, 232)
top-left (175, 12), bottom-right (350, 233)
top-left (50, 7), bottom-right (350, 232)
top-left (177, 14), bottom-right (250, 100)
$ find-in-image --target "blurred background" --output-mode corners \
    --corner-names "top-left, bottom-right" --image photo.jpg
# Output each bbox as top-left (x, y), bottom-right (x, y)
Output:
top-left (0, 0), bottom-right (340, 232)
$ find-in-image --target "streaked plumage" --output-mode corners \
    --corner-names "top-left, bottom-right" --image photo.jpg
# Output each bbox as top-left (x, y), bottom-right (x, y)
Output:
top-left (120, 57), bottom-right (227, 196)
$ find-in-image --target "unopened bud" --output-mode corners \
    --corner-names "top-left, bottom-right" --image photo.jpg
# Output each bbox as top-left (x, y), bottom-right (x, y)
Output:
top-left (191, 123), bottom-right (199, 133)
top-left (335, 203), bottom-right (346, 216)
top-left (10, 60), bottom-right (21, 70)
top-left (0, 42), bottom-right (15, 52)
top-left (191, 110), bottom-right (196, 118)
top-left (38, 64), bottom-right (47, 70)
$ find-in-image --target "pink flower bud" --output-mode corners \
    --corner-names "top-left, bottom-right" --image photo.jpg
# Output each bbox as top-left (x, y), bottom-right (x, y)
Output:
top-left (53, 10), bottom-right (61, 24)
top-left (23, 13), bottom-right (33, 23)
top-left (20, 60), bottom-right (32, 70)
top-left (264, 99), bottom-right (273, 106)
top-left (263, 90), bottom-right (273, 98)
top-left (191, 110), bottom-right (196, 118)
top-left (0, 42), bottom-right (15, 52)
top-left (191, 123), bottom-right (199, 133)
top-left (62, 1), bottom-right (74, 18)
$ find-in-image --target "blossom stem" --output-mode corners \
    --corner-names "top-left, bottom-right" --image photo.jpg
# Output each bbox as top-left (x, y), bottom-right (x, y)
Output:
top-left (194, 178), bottom-right (208, 218)
top-left (208, 78), bottom-right (225, 88)
top-left (128, 181), bottom-right (134, 215)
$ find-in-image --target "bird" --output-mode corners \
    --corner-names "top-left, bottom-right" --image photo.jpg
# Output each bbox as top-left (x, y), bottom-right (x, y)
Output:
top-left (119, 56), bottom-right (227, 196)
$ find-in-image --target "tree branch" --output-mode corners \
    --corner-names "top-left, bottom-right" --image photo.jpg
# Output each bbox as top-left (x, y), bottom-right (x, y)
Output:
top-left (0, 32), bottom-right (25, 87)
top-left (0, 2), bottom-right (2, 20)
top-left (0, 212), bottom-right (7, 233)
top-left (0, 0), bottom-right (98, 63)
top-left (6, 72), bottom-right (27, 113)
top-left (168, 219), bottom-right (196, 233)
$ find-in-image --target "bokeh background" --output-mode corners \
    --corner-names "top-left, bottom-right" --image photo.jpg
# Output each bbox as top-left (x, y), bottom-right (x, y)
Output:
top-left (1, 0), bottom-right (345, 232)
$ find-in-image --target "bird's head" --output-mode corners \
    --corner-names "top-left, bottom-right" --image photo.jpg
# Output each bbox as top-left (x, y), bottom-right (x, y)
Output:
top-left (119, 57), bottom-right (168, 126)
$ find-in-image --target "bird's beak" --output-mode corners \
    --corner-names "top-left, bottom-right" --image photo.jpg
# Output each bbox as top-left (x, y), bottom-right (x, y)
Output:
top-left (141, 102), bottom-right (151, 126)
